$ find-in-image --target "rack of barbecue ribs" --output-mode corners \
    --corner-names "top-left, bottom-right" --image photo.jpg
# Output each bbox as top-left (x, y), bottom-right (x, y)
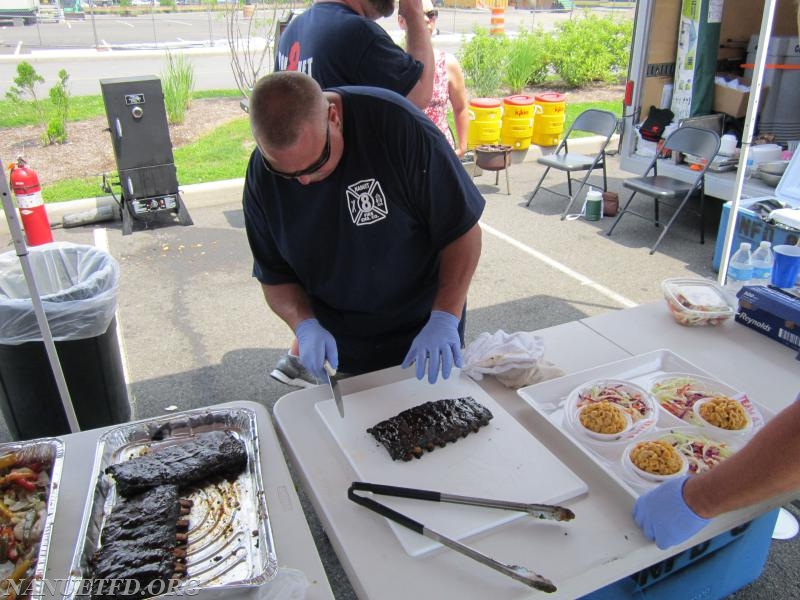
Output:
top-left (105, 430), bottom-right (247, 497)
top-left (367, 396), bottom-right (494, 461)
top-left (89, 485), bottom-right (193, 595)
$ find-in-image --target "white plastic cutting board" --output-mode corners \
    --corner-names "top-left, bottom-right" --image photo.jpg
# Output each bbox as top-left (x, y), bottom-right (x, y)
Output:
top-left (315, 374), bottom-right (587, 557)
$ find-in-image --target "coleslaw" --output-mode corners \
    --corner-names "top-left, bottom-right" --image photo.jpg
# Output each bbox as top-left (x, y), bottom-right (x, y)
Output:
top-left (651, 376), bottom-right (731, 421)
top-left (667, 432), bottom-right (734, 474)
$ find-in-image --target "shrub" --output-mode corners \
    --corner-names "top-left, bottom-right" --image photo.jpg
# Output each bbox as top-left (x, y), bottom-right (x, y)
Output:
top-left (162, 51), bottom-right (195, 124)
top-left (45, 69), bottom-right (70, 145)
top-left (457, 27), bottom-right (508, 98)
top-left (6, 61), bottom-right (47, 127)
top-left (549, 13), bottom-right (631, 88)
top-left (504, 29), bottom-right (552, 93)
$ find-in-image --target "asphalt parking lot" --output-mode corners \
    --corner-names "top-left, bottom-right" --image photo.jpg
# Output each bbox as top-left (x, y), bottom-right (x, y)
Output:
top-left (0, 150), bottom-right (797, 599)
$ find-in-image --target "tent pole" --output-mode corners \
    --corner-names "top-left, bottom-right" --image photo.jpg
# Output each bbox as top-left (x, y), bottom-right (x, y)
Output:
top-left (717, 0), bottom-right (777, 287)
top-left (0, 161), bottom-right (80, 434)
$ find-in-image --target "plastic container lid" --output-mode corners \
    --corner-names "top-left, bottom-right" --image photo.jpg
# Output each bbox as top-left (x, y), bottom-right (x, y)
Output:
top-left (503, 94), bottom-right (535, 106)
top-left (661, 278), bottom-right (736, 327)
top-left (534, 92), bottom-right (566, 103)
top-left (775, 143), bottom-right (800, 204)
top-left (470, 98), bottom-right (503, 108)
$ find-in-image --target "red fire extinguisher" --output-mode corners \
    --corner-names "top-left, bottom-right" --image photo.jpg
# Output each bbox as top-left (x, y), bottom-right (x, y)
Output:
top-left (9, 157), bottom-right (53, 246)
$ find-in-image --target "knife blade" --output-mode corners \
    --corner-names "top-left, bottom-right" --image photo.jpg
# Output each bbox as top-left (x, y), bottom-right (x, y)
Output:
top-left (324, 360), bottom-right (344, 418)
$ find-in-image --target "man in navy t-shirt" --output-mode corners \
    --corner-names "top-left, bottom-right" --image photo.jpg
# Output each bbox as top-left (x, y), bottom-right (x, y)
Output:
top-left (275, 0), bottom-right (434, 110)
top-left (271, 0), bottom-right (434, 386)
top-left (244, 72), bottom-right (484, 384)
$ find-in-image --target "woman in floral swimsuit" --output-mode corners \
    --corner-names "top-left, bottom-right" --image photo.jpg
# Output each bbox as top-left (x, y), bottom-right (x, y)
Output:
top-left (399, 1), bottom-right (469, 157)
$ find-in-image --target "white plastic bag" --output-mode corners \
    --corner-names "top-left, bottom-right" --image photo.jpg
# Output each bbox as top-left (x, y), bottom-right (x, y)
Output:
top-left (463, 330), bottom-right (565, 388)
top-left (0, 242), bottom-right (120, 345)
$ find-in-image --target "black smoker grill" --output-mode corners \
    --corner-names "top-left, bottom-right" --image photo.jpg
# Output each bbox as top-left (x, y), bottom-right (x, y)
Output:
top-left (100, 76), bottom-right (193, 235)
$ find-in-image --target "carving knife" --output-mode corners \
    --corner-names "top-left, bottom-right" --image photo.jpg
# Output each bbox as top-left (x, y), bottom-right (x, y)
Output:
top-left (324, 360), bottom-right (344, 418)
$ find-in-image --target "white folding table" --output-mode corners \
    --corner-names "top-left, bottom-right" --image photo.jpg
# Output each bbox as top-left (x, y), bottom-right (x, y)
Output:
top-left (273, 318), bottom-right (797, 599)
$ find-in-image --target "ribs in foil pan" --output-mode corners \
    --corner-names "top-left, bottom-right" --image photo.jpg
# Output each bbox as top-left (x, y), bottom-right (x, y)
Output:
top-left (66, 408), bottom-right (278, 599)
top-left (0, 437), bottom-right (64, 599)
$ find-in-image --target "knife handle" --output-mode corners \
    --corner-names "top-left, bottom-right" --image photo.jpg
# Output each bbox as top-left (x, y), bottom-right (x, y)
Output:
top-left (351, 481), bottom-right (441, 502)
top-left (348, 483), bottom-right (425, 535)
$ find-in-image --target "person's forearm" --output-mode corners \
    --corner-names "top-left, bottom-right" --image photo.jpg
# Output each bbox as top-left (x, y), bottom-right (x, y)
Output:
top-left (454, 108), bottom-right (469, 156)
top-left (683, 400), bottom-right (800, 518)
top-left (400, 0), bottom-right (434, 108)
top-left (431, 223), bottom-right (481, 316)
top-left (260, 282), bottom-right (315, 331)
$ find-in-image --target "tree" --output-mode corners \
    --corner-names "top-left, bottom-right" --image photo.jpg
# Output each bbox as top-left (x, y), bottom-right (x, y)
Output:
top-left (221, 0), bottom-right (286, 102)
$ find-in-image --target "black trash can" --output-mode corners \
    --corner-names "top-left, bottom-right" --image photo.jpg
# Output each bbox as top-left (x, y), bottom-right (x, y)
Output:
top-left (0, 243), bottom-right (130, 439)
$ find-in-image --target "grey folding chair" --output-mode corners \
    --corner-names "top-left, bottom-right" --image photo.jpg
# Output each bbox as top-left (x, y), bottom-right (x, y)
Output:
top-left (525, 109), bottom-right (618, 219)
top-left (606, 126), bottom-right (721, 255)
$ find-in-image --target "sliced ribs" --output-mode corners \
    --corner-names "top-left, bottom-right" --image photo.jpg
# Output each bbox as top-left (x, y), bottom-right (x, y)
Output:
top-left (367, 396), bottom-right (494, 461)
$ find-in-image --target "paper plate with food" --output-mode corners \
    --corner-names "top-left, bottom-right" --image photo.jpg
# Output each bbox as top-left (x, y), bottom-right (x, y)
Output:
top-left (565, 379), bottom-right (657, 446)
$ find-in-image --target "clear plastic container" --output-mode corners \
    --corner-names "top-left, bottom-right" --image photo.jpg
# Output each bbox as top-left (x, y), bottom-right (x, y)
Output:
top-left (661, 278), bottom-right (736, 326)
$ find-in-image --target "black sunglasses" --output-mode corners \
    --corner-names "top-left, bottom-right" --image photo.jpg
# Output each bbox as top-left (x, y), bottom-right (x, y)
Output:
top-left (261, 109), bottom-right (332, 179)
top-left (425, 9), bottom-right (438, 19)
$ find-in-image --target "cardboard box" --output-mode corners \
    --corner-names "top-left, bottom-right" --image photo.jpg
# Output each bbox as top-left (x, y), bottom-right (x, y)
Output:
top-left (735, 286), bottom-right (800, 353)
top-left (713, 76), bottom-right (750, 118)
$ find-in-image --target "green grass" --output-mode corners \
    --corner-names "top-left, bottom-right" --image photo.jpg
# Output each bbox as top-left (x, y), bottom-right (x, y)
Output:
top-left (564, 100), bottom-right (622, 137)
top-left (0, 89), bottom-right (241, 129)
top-left (174, 117), bottom-right (253, 183)
top-left (42, 115), bottom-right (252, 203)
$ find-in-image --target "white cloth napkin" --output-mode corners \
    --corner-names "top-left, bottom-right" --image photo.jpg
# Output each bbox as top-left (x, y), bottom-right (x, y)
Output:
top-left (463, 330), bottom-right (565, 388)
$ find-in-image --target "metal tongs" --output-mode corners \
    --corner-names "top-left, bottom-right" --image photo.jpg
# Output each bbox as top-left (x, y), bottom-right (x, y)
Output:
top-left (347, 481), bottom-right (575, 593)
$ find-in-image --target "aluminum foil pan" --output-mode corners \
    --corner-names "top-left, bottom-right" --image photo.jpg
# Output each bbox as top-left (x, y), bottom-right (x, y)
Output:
top-left (0, 437), bottom-right (64, 599)
top-left (66, 407), bottom-right (277, 598)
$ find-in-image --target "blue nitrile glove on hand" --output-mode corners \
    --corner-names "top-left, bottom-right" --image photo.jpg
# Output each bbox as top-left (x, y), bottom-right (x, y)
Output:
top-left (401, 310), bottom-right (463, 384)
top-left (295, 318), bottom-right (338, 381)
top-left (633, 475), bottom-right (710, 550)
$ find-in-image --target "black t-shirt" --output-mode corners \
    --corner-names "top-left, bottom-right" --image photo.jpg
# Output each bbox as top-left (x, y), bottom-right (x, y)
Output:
top-left (275, 2), bottom-right (422, 94)
top-left (243, 87), bottom-right (485, 373)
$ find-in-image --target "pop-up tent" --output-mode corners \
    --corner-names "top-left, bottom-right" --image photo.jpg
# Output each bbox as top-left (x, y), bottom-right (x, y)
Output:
top-left (716, 0), bottom-right (782, 286)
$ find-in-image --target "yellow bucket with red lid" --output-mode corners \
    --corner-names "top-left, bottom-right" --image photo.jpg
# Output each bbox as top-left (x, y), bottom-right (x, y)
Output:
top-left (532, 92), bottom-right (566, 146)
top-left (500, 94), bottom-right (535, 150)
top-left (467, 98), bottom-right (502, 150)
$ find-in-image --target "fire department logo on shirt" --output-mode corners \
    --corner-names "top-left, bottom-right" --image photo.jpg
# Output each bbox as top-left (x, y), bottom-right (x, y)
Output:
top-left (346, 179), bottom-right (389, 226)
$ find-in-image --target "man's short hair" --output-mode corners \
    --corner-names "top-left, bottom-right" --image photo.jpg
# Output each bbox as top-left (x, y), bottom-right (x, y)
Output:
top-left (250, 72), bottom-right (326, 149)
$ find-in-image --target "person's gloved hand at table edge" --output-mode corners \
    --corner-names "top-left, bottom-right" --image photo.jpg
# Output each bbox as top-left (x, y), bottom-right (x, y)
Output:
top-left (402, 310), bottom-right (463, 384)
top-left (633, 475), bottom-right (710, 550)
top-left (295, 318), bottom-right (338, 381)
top-left (633, 396), bottom-right (800, 550)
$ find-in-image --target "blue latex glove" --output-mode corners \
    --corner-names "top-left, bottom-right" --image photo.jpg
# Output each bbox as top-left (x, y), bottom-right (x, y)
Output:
top-left (401, 311), bottom-right (463, 384)
top-left (295, 318), bottom-right (338, 381)
top-left (633, 475), bottom-right (710, 550)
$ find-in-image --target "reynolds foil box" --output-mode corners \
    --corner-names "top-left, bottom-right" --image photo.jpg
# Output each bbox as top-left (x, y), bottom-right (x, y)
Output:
top-left (736, 286), bottom-right (800, 353)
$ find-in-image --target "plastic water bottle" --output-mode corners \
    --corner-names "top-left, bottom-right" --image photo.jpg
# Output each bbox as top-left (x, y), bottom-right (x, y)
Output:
top-left (726, 242), bottom-right (753, 290)
top-left (750, 241), bottom-right (774, 285)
